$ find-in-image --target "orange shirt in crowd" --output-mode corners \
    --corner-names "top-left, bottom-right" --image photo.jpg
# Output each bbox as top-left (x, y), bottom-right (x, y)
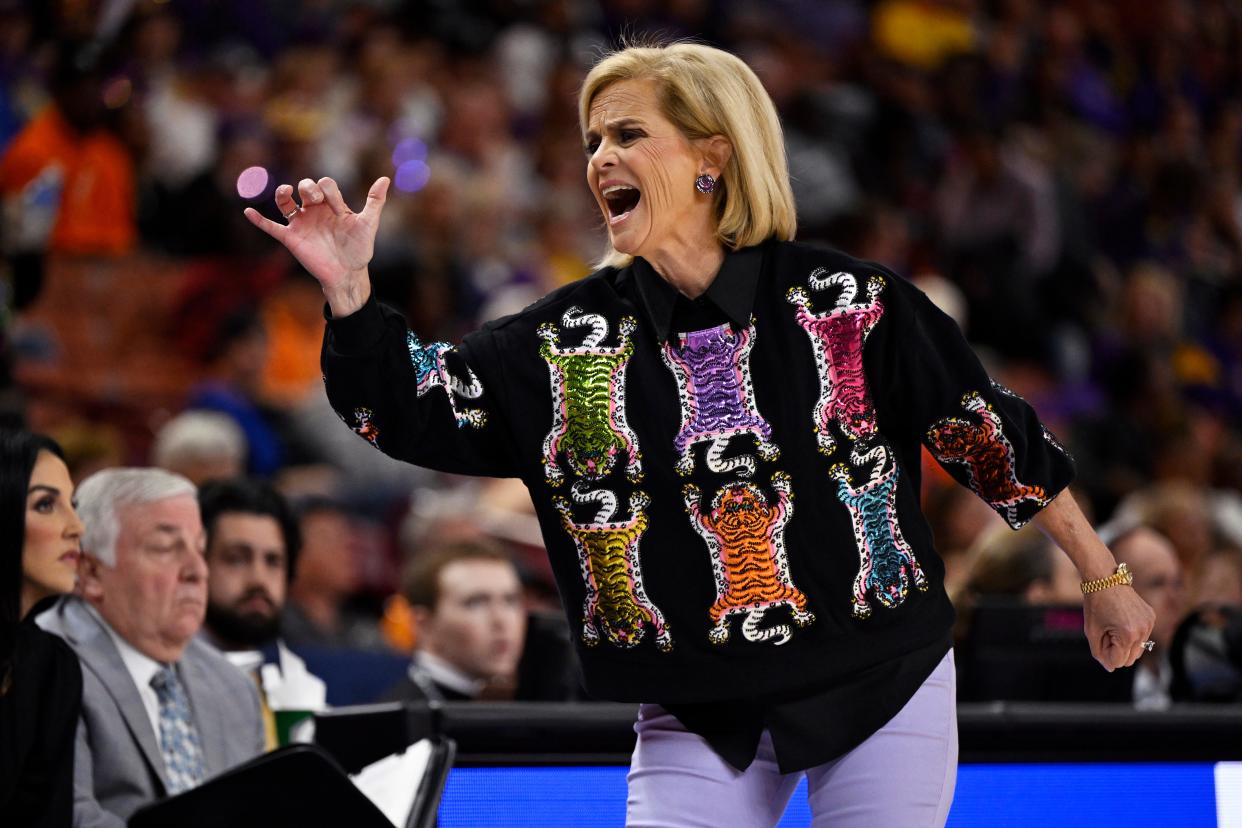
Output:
top-left (0, 105), bottom-right (135, 255)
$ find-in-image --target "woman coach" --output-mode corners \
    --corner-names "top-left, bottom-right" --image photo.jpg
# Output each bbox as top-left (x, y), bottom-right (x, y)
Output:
top-left (247, 41), bottom-right (1154, 827)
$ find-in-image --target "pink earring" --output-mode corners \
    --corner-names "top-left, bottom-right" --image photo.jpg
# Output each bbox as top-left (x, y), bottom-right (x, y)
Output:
top-left (695, 174), bottom-right (716, 194)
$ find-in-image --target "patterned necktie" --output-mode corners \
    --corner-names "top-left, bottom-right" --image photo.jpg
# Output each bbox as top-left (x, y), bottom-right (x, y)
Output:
top-left (150, 665), bottom-right (207, 794)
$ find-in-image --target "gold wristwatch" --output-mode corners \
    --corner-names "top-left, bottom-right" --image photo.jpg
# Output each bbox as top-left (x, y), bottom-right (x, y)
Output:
top-left (1080, 562), bottom-right (1134, 595)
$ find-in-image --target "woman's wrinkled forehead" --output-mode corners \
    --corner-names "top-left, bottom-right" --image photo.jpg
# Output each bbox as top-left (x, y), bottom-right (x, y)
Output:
top-left (586, 78), bottom-right (661, 134)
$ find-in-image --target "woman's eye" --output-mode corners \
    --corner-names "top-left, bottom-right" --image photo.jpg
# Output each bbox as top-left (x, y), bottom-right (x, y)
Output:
top-left (585, 140), bottom-right (599, 155)
top-left (32, 496), bottom-right (55, 513)
top-left (620, 130), bottom-right (639, 143)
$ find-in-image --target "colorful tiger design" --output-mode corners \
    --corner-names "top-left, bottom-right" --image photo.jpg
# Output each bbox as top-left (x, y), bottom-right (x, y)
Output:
top-left (553, 485), bottom-right (671, 652)
top-left (343, 407), bottom-right (381, 449)
top-left (539, 307), bottom-right (642, 485)
top-left (926, 391), bottom-right (1050, 526)
top-left (683, 472), bottom-right (814, 646)
top-left (786, 269), bottom-right (885, 456)
top-left (406, 332), bottom-right (487, 428)
top-left (829, 443), bottom-right (927, 619)
top-left (989, 379), bottom-right (1075, 461)
top-left (660, 322), bottom-right (780, 478)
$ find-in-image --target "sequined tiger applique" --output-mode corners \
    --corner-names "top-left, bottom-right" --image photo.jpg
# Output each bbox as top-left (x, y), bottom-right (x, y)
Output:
top-left (989, 379), bottom-right (1075, 461)
top-left (539, 307), bottom-right (642, 485)
top-left (341, 407), bottom-right (381, 449)
top-left (660, 322), bottom-right (779, 478)
top-left (406, 332), bottom-right (487, 428)
top-left (786, 269), bottom-right (885, 456)
top-left (683, 472), bottom-right (814, 646)
top-left (829, 443), bottom-right (928, 619)
top-left (553, 485), bottom-right (672, 652)
top-left (926, 391), bottom-right (1050, 526)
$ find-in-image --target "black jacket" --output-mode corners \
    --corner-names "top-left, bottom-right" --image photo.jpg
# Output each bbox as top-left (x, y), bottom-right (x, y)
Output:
top-left (322, 240), bottom-right (1072, 759)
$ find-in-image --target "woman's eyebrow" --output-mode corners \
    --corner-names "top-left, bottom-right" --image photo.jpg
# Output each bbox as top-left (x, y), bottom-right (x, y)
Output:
top-left (27, 484), bottom-right (60, 497)
top-left (586, 117), bottom-right (646, 140)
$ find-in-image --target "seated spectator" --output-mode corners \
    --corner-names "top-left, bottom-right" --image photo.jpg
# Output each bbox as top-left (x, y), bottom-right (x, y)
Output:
top-left (37, 468), bottom-right (264, 826)
top-left (282, 496), bottom-right (386, 651)
top-left (199, 477), bottom-right (322, 749)
top-left (955, 525), bottom-right (1132, 702)
top-left (150, 410), bottom-right (246, 486)
top-left (1192, 546), bottom-right (1242, 609)
top-left (961, 524), bottom-right (1083, 608)
top-left (380, 541), bottom-right (526, 702)
top-left (0, 430), bottom-right (85, 828)
top-left (186, 309), bottom-right (286, 477)
top-left (1109, 526), bottom-right (1185, 709)
top-left (0, 45), bottom-right (136, 256)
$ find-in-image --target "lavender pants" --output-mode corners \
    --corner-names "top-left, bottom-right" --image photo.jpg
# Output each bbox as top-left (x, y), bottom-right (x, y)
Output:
top-left (626, 650), bottom-right (958, 827)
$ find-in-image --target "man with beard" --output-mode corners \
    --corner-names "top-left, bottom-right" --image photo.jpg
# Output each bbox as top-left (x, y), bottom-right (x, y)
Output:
top-left (199, 477), bottom-right (313, 748)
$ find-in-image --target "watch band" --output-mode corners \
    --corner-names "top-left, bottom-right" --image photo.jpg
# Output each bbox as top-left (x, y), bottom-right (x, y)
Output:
top-left (1080, 562), bottom-right (1133, 595)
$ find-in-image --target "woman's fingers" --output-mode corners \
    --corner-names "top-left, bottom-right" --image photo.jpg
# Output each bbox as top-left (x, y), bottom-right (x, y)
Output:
top-left (274, 183), bottom-right (298, 217)
top-left (318, 177), bottom-right (349, 216)
top-left (244, 207), bottom-right (288, 241)
top-left (360, 176), bottom-right (391, 224)
top-left (298, 177), bottom-right (324, 207)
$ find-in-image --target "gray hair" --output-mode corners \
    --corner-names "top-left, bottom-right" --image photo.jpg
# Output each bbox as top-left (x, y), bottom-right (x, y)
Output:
top-left (150, 410), bottom-right (246, 472)
top-left (77, 468), bottom-right (197, 567)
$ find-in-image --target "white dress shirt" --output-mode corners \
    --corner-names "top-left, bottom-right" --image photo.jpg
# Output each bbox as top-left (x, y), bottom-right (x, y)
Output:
top-left (415, 651), bottom-right (485, 698)
top-left (84, 604), bottom-right (168, 737)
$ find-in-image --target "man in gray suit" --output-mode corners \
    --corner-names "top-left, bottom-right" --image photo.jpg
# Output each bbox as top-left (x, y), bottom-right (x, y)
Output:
top-left (38, 468), bottom-right (265, 827)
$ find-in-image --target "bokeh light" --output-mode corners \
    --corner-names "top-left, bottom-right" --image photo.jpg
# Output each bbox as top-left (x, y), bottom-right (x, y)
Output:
top-left (236, 166), bottom-right (271, 200)
top-left (394, 160), bottom-right (431, 193)
top-left (391, 137), bottom-right (427, 168)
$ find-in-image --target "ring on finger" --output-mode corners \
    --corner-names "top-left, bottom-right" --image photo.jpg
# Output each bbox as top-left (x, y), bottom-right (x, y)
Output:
top-left (282, 207), bottom-right (299, 220)
top-left (1141, 640), bottom-right (1155, 653)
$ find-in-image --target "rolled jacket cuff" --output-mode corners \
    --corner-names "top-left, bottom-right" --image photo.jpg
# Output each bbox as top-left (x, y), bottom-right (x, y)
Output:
top-left (323, 293), bottom-right (385, 354)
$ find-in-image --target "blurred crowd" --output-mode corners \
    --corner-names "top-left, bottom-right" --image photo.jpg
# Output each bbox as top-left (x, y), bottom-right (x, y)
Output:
top-left (2, 0), bottom-right (1242, 715)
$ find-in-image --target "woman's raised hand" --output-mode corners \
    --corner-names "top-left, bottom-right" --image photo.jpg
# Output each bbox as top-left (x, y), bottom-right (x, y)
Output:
top-left (244, 176), bottom-right (389, 318)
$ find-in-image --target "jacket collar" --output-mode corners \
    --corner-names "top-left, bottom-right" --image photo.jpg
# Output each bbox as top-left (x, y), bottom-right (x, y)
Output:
top-left (630, 244), bottom-right (765, 343)
top-left (42, 597), bottom-right (172, 791)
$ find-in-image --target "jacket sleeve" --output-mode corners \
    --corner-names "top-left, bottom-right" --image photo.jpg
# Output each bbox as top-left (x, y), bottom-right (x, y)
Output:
top-left (870, 269), bottom-right (1075, 529)
top-left (321, 295), bottom-right (521, 478)
top-left (72, 716), bottom-right (125, 828)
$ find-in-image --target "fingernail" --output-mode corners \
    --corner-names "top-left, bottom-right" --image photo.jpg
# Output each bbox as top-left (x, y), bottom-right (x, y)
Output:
top-left (313, 193), bottom-right (323, 202)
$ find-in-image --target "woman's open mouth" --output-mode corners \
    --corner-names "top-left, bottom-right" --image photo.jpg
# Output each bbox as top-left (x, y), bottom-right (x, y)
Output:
top-left (603, 183), bottom-right (641, 225)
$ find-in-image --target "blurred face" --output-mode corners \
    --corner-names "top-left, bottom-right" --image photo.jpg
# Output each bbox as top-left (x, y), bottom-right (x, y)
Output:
top-left (585, 78), bottom-right (718, 261)
top-left (1025, 548), bottom-right (1084, 606)
top-left (174, 455), bottom-right (244, 488)
top-left (20, 451), bottom-right (84, 617)
top-left (84, 495), bottom-right (207, 662)
top-left (205, 512), bottom-right (287, 649)
top-left (1115, 528), bottom-right (1184, 649)
top-left (293, 510), bottom-right (357, 598)
top-left (417, 559), bottom-right (526, 682)
top-left (1194, 553), bottom-right (1242, 608)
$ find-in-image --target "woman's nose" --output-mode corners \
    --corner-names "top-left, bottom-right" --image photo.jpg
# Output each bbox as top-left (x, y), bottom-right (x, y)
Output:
top-left (590, 143), bottom-right (616, 173)
top-left (65, 507), bottom-right (85, 540)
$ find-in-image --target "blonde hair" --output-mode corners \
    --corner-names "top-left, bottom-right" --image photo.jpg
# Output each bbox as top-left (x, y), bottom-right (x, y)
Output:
top-left (579, 42), bottom-right (797, 269)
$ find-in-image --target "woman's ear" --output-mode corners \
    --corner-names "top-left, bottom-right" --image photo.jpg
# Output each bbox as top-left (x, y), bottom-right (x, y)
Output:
top-left (699, 134), bottom-right (733, 179)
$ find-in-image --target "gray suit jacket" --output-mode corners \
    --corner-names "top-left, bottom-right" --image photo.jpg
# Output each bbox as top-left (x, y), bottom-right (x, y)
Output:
top-left (38, 597), bottom-right (266, 828)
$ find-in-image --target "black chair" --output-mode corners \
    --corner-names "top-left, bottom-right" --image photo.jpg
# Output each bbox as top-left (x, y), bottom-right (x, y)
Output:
top-left (958, 599), bottom-right (1133, 702)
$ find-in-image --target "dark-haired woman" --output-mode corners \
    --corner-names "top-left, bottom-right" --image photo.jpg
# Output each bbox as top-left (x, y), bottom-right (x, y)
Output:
top-left (0, 430), bottom-right (85, 826)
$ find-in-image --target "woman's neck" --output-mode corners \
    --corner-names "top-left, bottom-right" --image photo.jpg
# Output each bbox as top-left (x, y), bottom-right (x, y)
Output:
top-left (18, 583), bottom-right (39, 621)
top-left (643, 236), bottom-right (726, 300)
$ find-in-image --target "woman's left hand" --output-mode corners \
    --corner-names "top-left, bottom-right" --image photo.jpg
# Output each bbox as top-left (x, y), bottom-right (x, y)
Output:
top-left (1032, 489), bottom-right (1157, 671)
top-left (1082, 586), bottom-right (1156, 672)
